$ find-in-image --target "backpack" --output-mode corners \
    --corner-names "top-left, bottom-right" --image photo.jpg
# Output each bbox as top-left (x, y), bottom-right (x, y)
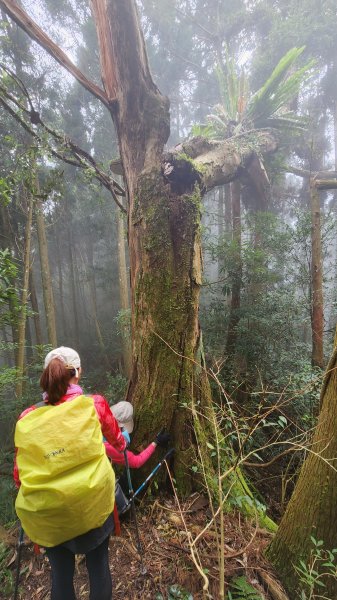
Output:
top-left (15, 395), bottom-right (115, 547)
top-left (115, 481), bottom-right (130, 515)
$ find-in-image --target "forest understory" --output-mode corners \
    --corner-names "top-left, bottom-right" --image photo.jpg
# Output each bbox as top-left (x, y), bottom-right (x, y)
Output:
top-left (2, 494), bottom-right (286, 600)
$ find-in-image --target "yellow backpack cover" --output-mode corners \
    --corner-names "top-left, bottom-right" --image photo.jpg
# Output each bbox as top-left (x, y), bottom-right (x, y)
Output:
top-left (15, 395), bottom-right (115, 547)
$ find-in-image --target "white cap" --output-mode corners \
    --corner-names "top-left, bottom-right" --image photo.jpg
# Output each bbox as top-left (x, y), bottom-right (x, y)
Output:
top-left (44, 346), bottom-right (81, 369)
top-left (111, 401), bottom-right (134, 433)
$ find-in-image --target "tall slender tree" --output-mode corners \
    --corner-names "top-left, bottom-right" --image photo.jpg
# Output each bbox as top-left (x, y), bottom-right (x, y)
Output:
top-left (34, 176), bottom-right (57, 347)
top-left (15, 182), bottom-right (33, 397)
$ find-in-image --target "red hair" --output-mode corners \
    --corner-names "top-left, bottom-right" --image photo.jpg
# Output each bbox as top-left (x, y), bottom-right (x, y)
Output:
top-left (40, 358), bottom-right (73, 405)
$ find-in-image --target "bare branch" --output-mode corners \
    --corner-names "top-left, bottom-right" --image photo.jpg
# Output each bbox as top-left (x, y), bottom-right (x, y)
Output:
top-left (315, 179), bottom-right (337, 190)
top-left (284, 164), bottom-right (337, 180)
top-left (0, 0), bottom-right (111, 108)
top-left (0, 90), bottom-right (126, 213)
top-left (175, 6), bottom-right (215, 41)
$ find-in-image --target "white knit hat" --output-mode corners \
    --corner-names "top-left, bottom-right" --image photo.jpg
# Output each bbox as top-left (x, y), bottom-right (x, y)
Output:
top-left (44, 346), bottom-right (81, 369)
top-left (111, 401), bottom-right (134, 433)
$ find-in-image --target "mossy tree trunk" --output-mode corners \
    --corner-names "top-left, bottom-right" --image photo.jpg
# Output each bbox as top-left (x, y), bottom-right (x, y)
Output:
top-left (90, 0), bottom-right (278, 490)
top-left (126, 173), bottom-right (210, 490)
top-left (267, 344), bottom-right (337, 597)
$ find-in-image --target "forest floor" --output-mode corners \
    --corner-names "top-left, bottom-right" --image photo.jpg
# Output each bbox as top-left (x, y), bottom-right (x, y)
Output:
top-left (3, 493), bottom-right (289, 600)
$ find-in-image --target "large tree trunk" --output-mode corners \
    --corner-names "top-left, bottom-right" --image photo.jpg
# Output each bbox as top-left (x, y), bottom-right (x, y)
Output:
top-left (89, 0), bottom-right (277, 489)
top-left (89, 0), bottom-right (216, 489)
top-left (267, 341), bottom-right (337, 597)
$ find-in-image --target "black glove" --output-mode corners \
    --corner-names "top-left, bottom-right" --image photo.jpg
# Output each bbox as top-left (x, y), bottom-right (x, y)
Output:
top-left (155, 428), bottom-right (170, 447)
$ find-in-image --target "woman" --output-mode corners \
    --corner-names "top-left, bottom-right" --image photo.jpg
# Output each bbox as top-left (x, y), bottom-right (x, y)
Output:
top-left (105, 400), bottom-right (170, 467)
top-left (14, 346), bottom-right (127, 600)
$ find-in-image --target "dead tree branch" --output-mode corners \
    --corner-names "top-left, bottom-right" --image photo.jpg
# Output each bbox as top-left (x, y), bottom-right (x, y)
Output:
top-left (0, 83), bottom-right (126, 212)
top-left (0, 0), bottom-right (111, 108)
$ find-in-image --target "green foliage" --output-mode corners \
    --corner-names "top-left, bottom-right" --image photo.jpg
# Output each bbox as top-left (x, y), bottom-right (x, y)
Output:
top-left (0, 362), bottom-right (22, 435)
top-left (0, 364), bottom-right (17, 390)
top-left (115, 308), bottom-right (131, 342)
top-left (198, 46), bottom-right (314, 142)
top-left (0, 542), bottom-right (13, 597)
top-left (245, 47), bottom-right (315, 129)
top-left (103, 372), bottom-right (128, 405)
top-left (190, 123), bottom-right (215, 139)
top-left (202, 210), bottom-right (309, 382)
top-left (156, 584), bottom-right (193, 600)
top-left (0, 249), bottom-right (18, 326)
top-left (295, 537), bottom-right (337, 599)
top-left (216, 48), bottom-right (249, 123)
top-left (0, 463), bottom-right (16, 526)
top-left (0, 177), bottom-right (11, 205)
top-left (226, 576), bottom-right (263, 599)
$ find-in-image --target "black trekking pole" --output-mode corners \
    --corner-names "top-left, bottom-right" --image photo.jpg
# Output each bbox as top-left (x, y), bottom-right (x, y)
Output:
top-left (13, 526), bottom-right (24, 600)
top-left (123, 447), bottom-right (147, 575)
top-left (123, 448), bottom-right (175, 511)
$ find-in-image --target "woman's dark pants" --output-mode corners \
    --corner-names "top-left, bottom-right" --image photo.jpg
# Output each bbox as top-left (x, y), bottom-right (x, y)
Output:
top-left (45, 536), bottom-right (112, 600)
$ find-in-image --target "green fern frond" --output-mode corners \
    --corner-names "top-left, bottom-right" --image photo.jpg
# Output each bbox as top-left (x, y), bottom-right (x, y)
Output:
top-left (207, 113), bottom-right (228, 129)
top-left (245, 46), bottom-right (306, 121)
top-left (265, 59), bottom-right (316, 115)
top-left (196, 46), bottom-right (313, 141)
top-left (253, 114), bottom-right (309, 132)
top-left (215, 45), bottom-right (248, 123)
top-left (226, 576), bottom-right (264, 600)
top-left (190, 123), bottom-right (216, 138)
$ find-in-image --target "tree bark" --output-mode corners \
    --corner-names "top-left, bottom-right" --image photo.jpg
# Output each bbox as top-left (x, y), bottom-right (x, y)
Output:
top-left (35, 185), bottom-right (57, 348)
top-left (310, 182), bottom-right (324, 368)
top-left (225, 180), bottom-right (242, 356)
top-left (284, 167), bottom-right (336, 369)
top-left (66, 218), bottom-right (80, 349)
top-left (224, 184), bottom-right (232, 234)
top-left (55, 228), bottom-right (67, 340)
top-left (82, 236), bottom-right (110, 371)
top-left (29, 267), bottom-right (43, 346)
top-left (217, 186), bottom-right (224, 283)
top-left (116, 203), bottom-right (132, 378)
top-left (15, 187), bottom-right (33, 398)
top-left (267, 343), bottom-right (337, 596)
